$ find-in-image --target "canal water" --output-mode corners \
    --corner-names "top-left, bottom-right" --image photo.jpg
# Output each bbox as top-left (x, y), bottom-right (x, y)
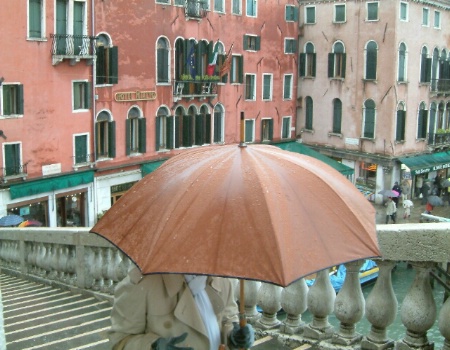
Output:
top-left (297, 261), bottom-right (446, 348)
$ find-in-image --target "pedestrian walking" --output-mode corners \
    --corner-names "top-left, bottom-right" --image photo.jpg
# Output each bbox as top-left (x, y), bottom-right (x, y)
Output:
top-left (415, 175), bottom-right (423, 198)
top-left (385, 197), bottom-right (397, 224)
top-left (401, 178), bottom-right (410, 202)
top-left (425, 202), bottom-right (434, 214)
top-left (392, 182), bottom-right (402, 206)
top-left (421, 180), bottom-right (430, 205)
top-left (403, 199), bottom-right (413, 219)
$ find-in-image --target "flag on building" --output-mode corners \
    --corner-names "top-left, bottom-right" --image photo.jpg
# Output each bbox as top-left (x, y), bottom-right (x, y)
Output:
top-left (219, 44), bottom-right (233, 77)
top-left (207, 43), bottom-right (219, 76)
top-left (186, 45), bottom-right (196, 79)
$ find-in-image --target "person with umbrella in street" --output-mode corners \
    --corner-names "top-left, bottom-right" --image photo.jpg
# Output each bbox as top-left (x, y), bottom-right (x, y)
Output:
top-left (385, 197), bottom-right (397, 224)
top-left (109, 268), bottom-right (254, 350)
top-left (391, 182), bottom-right (402, 207)
top-left (421, 179), bottom-right (431, 205)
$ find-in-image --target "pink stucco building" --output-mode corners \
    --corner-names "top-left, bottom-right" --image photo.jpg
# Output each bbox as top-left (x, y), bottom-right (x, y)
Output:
top-left (297, 0), bottom-right (450, 203)
top-left (1, 0), bottom-right (298, 226)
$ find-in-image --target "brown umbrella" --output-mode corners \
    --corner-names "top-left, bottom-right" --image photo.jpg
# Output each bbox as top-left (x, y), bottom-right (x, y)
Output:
top-left (91, 143), bottom-right (379, 287)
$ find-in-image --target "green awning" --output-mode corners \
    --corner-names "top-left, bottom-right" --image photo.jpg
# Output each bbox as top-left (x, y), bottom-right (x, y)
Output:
top-left (273, 141), bottom-right (354, 176)
top-left (9, 170), bottom-right (94, 200)
top-left (399, 152), bottom-right (450, 175)
top-left (141, 160), bottom-right (166, 177)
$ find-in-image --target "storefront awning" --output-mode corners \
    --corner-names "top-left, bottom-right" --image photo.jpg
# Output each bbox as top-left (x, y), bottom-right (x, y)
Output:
top-left (398, 152), bottom-right (450, 175)
top-left (141, 160), bottom-right (166, 177)
top-left (9, 170), bottom-right (94, 200)
top-left (273, 141), bottom-right (354, 176)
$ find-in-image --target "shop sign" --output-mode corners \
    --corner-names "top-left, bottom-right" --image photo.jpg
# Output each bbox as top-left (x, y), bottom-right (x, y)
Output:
top-left (412, 162), bottom-right (450, 175)
top-left (114, 90), bottom-right (157, 102)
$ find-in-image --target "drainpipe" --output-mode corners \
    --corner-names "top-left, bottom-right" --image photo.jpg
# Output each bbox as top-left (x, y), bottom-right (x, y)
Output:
top-left (91, 0), bottom-right (98, 224)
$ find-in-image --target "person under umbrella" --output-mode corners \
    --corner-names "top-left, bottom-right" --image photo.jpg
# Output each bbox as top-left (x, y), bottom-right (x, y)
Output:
top-left (109, 269), bottom-right (254, 350)
top-left (385, 197), bottom-right (397, 224)
top-left (403, 199), bottom-right (414, 219)
top-left (391, 182), bottom-right (402, 206)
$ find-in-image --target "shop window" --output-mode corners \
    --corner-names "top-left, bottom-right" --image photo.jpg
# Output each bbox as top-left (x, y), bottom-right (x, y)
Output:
top-left (56, 192), bottom-right (86, 227)
top-left (7, 198), bottom-right (49, 226)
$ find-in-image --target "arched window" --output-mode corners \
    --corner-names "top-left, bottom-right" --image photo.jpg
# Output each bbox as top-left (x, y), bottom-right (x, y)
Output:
top-left (431, 48), bottom-right (439, 91)
top-left (157, 37), bottom-right (170, 83)
top-left (365, 41), bottom-right (377, 80)
top-left (305, 96), bottom-right (313, 130)
top-left (363, 99), bottom-right (376, 138)
top-left (398, 42), bottom-right (407, 82)
top-left (126, 107), bottom-right (146, 154)
top-left (195, 105), bottom-right (211, 146)
top-left (417, 102), bottom-right (428, 139)
top-left (155, 106), bottom-right (171, 151)
top-left (328, 42), bottom-right (346, 78)
top-left (396, 102), bottom-right (406, 142)
top-left (332, 98), bottom-right (342, 134)
top-left (213, 104), bottom-right (224, 143)
top-left (299, 43), bottom-right (316, 78)
top-left (420, 46), bottom-right (430, 83)
top-left (95, 111), bottom-right (115, 158)
top-left (96, 33), bottom-right (118, 85)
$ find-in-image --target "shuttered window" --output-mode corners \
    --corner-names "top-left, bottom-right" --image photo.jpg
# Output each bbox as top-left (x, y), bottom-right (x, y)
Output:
top-left (365, 41), bottom-right (377, 80)
top-left (305, 97), bottom-right (313, 130)
top-left (363, 99), bottom-right (376, 139)
top-left (29, 0), bottom-right (43, 38)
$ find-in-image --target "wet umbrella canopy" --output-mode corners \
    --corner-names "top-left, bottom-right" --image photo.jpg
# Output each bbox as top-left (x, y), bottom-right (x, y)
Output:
top-left (91, 144), bottom-right (379, 287)
top-left (0, 214), bottom-right (24, 227)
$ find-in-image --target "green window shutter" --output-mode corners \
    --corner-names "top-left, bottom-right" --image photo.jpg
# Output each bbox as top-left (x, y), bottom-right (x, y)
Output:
top-left (108, 121), bottom-right (116, 158)
top-left (205, 114), bottom-right (211, 144)
top-left (96, 46), bottom-right (105, 84)
top-left (155, 117), bottom-right (161, 151)
top-left (183, 115), bottom-right (190, 146)
top-left (238, 56), bottom-right (244, 83)
top-left (75, 135), bottom-right (87, 163)
top-left (166, 117), bottom-right (174, 149)
top-left (328, 53), bottom-right (335, 78)
top-left (333, 100), bottom-right (342, 133)
top-left (366, 45), bottom-right (377, 80)
top-left (157, 48), bottom-right (169, 83)
top-left (74, 83), bottom-right (80, 109)
top-left (422, 110), bottom-right (428, 138)
top-left (294, 7), bottom-right (299, 21)
top-left (29, 0), bottom-right (42, 38)
top-left (85, 82), bottom-right (91, 109)
top-left (268, 119), bottom-right (274, 140)
top-left (56, 0), bottom-right (67, 54)
top-left (17, 84), bottom-right (24, 115)
top-left (4, 144), bottom-right (20, 176)
top-left (299, 53), bottom-right (306, 77)
top-left (312, 53), bottom-right (317, 77)
top-left (138, 118), bottom-right (147, 153)
top-left (341, 54), bottom-right (346, 78)
top-left (195, 115), bottom-right (203, 145)
top-left (125, 119), bottom-right (131, 155)
top-left (109, 46), bottom-right (119, 84)
top-left (214, 113), bottom-right (221, 142)
top-left (417, 110), bottom-right (424, 138)
top-left (174, 116), bottom-right (180, 148)
top-left (73, 1), bottom-right (83, 36)
top-left (3, 85), bottom-right (11, 115)
top-left (426, 58), bottom-right (432, 83)
top-left (396, 110), bottom-right (406, 141)
top-left (243, 35), bottom-right (249, 50)
top-left (245, 120), bottom-right (252, 142)
top-left (256, 37), bottom-right (261, 51)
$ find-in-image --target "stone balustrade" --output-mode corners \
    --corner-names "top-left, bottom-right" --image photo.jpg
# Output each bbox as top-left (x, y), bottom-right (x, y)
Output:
top-left (0, 223), bottom-right (449, 350)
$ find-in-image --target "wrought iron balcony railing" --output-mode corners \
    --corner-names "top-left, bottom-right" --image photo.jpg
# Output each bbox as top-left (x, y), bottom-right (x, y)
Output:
top-left (50, 34), bottom-right (96, 66)
top-left (428, 132), bottom-right (450, 148)
top-left (72, 153), bottom-right (95, 169)
top-left (173, 79), bottom-right (218, 101)
top-left (185, 0), bottom-right (208, 18)
top-left (430, 78), bottom-right (450, 95)
top-left (1, 163), bottom-right (28, 183)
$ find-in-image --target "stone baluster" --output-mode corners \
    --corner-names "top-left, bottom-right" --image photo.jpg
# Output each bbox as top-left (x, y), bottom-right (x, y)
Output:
top-left (361, 260), bottom-right (398, 350)
top-left (280, 278), bottom-right (308, 335)
top-left (47, 244), bottom-right (59, 280)
top-left (332, 260), bottom-right (365, 346)
top-left (233, 280), bottom-right (261, 324)
top-left (439, 293), bottom-right (450, 350)
top-left (397, 262), bottom-right (436, 350)
top-left (57, 245), bottom-right (69, 282)
top-left (35, 242), bottom-right (47, 276)
top-left (256, 282), bottom-right (282, 329)
top-left (91, 247), bottom-right (105, 291)
top-left (101, 247), bottom-right (114, 294)
top-left (304, 268), bottom-right (336, 340)
top-left (83, 247), bottom-right (96, 289)
top-left (27, 243), bottom-right (38, 274)
top-left (66, 246), bottom-right (77, 285)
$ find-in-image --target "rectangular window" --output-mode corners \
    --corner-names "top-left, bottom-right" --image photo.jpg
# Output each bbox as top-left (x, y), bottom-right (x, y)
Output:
top-left (283, 74), bottom-right (293, 100)
top-left (28, 0), bottom-right (44, 39)
top-left (245, 74), bottom-right (256, 100)
top-left (400, 2), bottom-right (408, 21)
top-left (284, 38), bottom-right (296, 54)
top-left (73, 81), bottom-right (91, 111)
top-left (434, 11), bottom-right (441, 29)
top-left (334, 4), bottom-right (346, 23)
top-left (422, 8), bottom-right (429, 26)
top-left (74, 134), bottom-right (89, 164)
top-left (285, 5), bottom-right (298, 22)
top-left (366, 2), bottom-right (378, 21)
top-left (261, 119), bottom-right (273, 142)
top-left (232, 0), bottom-right (241, 14)
top-left (262, 74), bottom-right (272, 101)
top-left (230, 56), bottom-right (244, 84)
top-left (214, 0), bottom-right (224, 12)
top-left (3, 143), bottom-right (23, 177)
top-left (281, 117), bottom-right (291, 139)
top-left (1, 84), bottom-right (24, 116)
top-left (246, 0), bottom-right (257, 17)
top-left (244, 119), bottom-right (255, 143)
top-left (174, 0), bottom-right (185, 5)
top-left (305, 6), bottom-right (315, 24)
top-left (243, 35), bottom-right (261, 51)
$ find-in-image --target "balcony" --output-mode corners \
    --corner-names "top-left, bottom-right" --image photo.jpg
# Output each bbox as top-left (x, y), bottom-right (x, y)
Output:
top-left (173, 77), bottom-right (218, 101)
top-left (50, 34), bottom-right (96, 66)
top-left (1, 163), bottom-right (28, 183)
top-left (0, 223), bottom-right (449, 349)
top-left (430, 78), bottom-right (450, 96)
top-left (428, 131), bottom-right (450, 149)
top-left (72, 153), bottom-right (95, 171)
top-left (185, 0), bottom-right (208, 19)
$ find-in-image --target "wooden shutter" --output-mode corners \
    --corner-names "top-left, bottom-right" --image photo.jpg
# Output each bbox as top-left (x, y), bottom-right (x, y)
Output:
top-left (299, 53), bottom-right (306, 77)
top-left (341, 54), bottom-right (346, 78)
top-left (17, 85), bottom-right (24, 115)
top-left (29, 0), bottom-right (42, 38)
top-left (139, 118), bottom-right (146, 153)
top-left (109, 47), bottom-right (119, 84)
top-left (174, 116), bottom-right (180, 148)
top-left (328, 53), bottom-right (335, 78)
top-left (166, 117), bottom-right (174, 149)
top-left (396, 110), bottom-right (406, 141)
top-left (155, 117), bottom-right (161, 151)
top-left (108, 121), bottom-right (116, 158)
top-left (125, 119), bottom-right (131, 155)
